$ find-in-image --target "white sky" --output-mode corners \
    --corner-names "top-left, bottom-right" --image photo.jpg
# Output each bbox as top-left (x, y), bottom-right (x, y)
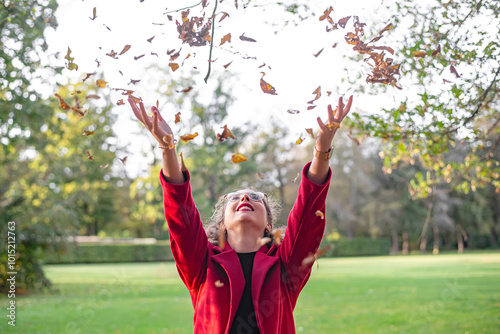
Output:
top-left (44, 0), bottom-right (400, 177)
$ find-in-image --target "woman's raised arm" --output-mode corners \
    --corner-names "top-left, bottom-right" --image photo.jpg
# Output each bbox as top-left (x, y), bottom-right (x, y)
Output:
top-left (306, 95), bottom-right (353, 184)
top-left (128, 98), bottom-right (185, 184)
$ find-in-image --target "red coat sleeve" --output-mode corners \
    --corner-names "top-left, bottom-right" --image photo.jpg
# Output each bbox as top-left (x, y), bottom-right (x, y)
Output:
top-left (279, 161), bottom-right (331, 294)
top-left (159, 170), bottom-right (208, 291)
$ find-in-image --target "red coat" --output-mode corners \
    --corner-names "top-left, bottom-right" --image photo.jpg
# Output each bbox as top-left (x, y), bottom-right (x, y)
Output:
top-left (160, 162), bottom-right (331, 334)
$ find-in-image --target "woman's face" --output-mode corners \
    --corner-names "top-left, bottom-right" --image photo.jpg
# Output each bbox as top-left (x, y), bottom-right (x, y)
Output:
top-left (223, 190), bottom-right (268, 234)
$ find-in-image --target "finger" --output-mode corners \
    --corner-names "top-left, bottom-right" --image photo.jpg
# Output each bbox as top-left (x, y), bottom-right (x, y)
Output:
top-left (139, 102), bottom-right (153, 130)
top-left (341, 95), bottom-right (354, 120)
top-left (316, 117), bottom-right (329, 133)
top-left (151, 106), bottom-right (165, 123)
top-left (128, 98), bottom-right (146, 124)
top-left (327, 104), bottom-right (335, 123)
top-left (152, 108), bottom-right (159, 134)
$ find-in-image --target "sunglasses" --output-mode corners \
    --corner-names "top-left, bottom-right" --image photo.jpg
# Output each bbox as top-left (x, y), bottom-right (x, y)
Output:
top-left (225, 191), bottom-right (267, 202)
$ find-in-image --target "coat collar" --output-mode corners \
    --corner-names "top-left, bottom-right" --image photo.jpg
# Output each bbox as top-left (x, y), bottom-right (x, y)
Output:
top-left (211, 242), bottom-right (279, 332)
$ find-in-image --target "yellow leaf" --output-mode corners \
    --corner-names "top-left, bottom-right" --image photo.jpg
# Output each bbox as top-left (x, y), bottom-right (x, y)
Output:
top-left (96, 79), bottom-right (108, 88)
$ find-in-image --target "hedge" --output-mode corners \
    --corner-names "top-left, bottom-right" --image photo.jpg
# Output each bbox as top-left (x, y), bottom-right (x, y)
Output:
top-left (321, 237), bottom-right (391, 257)
top-left (43, 242), bottom-right (174, 264)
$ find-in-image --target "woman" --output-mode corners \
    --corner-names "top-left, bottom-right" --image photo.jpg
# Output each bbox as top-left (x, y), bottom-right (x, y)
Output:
top-left (128, 95), bottom-right (353, 334)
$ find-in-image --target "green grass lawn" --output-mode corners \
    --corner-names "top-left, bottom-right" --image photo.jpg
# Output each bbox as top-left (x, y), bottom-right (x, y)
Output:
top-left (1, 253), bottom-right (500, 333)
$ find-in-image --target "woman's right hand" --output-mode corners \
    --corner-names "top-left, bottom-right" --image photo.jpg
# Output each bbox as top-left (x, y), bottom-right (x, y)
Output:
top-left (128, 98), bottom-right (174, 146)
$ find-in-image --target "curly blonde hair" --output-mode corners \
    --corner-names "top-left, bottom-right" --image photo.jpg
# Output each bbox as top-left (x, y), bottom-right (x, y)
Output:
top-left (205, 189), bottom-right (283, 247)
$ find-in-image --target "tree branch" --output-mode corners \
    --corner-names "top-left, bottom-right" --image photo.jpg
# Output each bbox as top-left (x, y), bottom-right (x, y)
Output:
top-left (204, 0), bottom-right (218, 83)
top-left (463, 65), bottom-right (500, 126)
top-left (164, 1), bottom-right (202, 15)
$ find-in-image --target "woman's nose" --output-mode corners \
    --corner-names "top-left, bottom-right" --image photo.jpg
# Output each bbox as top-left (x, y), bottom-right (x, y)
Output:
top-left (240, 194), bottom-right (250, 202)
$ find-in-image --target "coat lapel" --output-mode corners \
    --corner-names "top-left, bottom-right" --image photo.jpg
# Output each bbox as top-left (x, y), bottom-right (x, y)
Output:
top-left (252, 247), bottom-right (279, 306)
top-left (211, 245), bottom-right (245, 333)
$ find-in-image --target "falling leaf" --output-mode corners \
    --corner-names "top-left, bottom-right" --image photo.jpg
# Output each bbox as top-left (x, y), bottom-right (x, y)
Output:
top-left (332, 43), bottom-right (338, 48)
top-left (180, 132), bottom-right (199, 142)
top-left (156, 100), bottom-right (159, 108)
top-left (70, 106), bottom-right (86, 117)
top-left (82, 130), bottom-right (94, 136)
top-left (169, 63), bottom-right (179, 72)
top-left (231, 153), bottom-right (247, 163)
top-left (219, 12), bottom-right (230, 22)
top-left (305, 128), bottom-right (314, 138)
top-left (82, 72), bottom-right (95, 82)
top-left (450, 65), bottom-right (460, 78)
top-left (134, 54), bottom-right (145, 60)
top-left (106, 50), bottom-right (118, 59)
top-left (100, 164), bottom-right (109, 169)
top-left (338, 16), bottom-right (351, 28)
top-left (239, 33), bottom-right (257, 42)
top-left (217, 125), bottom-right (237, 142)
top-left (432, 44), bottom-right (441, 57)
top-left (119, 45), bottom-right (131, 55)
top-left (315, 210), bottom-right (324, 219)
top-left (95, 58), bottom-right (101, 67)
top-left (116, 99), bottom-right (125, 105)
top-left (309, 86), bottom-right (321, 103)
top-left (292, 172), bottom-right (300, 183)
top-left (175, 112), bottom-right (181, 123)
top-left (257, 237), bottom-right (272, 246)
top-left (96, 79), bottom-right (108, 88)
top-left (179, 152), bottom-right (187, 172)
top-left (223, 61), bottom-right (233, 69)
top-left (151, 52), bottom-right (158, 57)
top-left (300, 245), bottom-right (332, 269)
top-left (257, 172), bottom-right (265, 180)
top-left (128, 79), bottom-right (141, 85)
top-left (272, 229), bottom-right (283, 245)
top-left (258, 63), bottom-right (266, 68)
top-left (296, 134), bottom-right (305, 145)
top-left (103, 24), bottom-right (111, 31)
top-left (326, 91), bottom-right (332, 96)
top-left (220, 33), bottom-right (231, 46)
top-left (443, 78), bottom-right (452, 83)
top-left (170, 49), bottom-right (181, 61)
top-left (147, 35), bottom-right (155, 43)
top-left (54, 93), bottom-right (70, 110)
top-left (313, 48), bottom-right (324, 57)
top-left (412, 51), bottom-right (427, 58)
top-left (379, 23), bottom-right (393, 35)
top-left (307, 105), bottom-right (317, 110)
top-left (287, 109), bottom-right (300, 114)
top-left (86, 150), bottom-right (93, 160)
top-left (162, 134), bottom-right (177, 149)
top-left (89, 7), bottom-right (97, 20)
top-left (86, 94), bottom-right (100, 100)
top-left (119, 156), bottom-right (127, 165)
top-left (118, 70), bottom-right (123, 76)
top-left (260, 73), bottom-right (278, 95)
top-left (64, 47), bottom-right (78, 71)
top-left (214, 280), bottom-right (224, 288)
top-left (176, 86), bottom-right (193, 93)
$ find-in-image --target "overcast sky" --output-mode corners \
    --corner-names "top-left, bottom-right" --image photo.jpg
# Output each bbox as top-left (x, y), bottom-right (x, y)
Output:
top-left (44, 0), bottom-right (399, 177)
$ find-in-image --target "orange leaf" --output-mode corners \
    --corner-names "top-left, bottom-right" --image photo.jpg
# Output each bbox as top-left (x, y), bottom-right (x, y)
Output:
top-left (119, 44), bottom-right (131, 55)
top-left (54, 93), bottom-right (70, 110)
top-left (96, 79), bottom-right (108, 88)
top-left (169, 62), bottom-right (179, 72)
top-left (307, 105), bottom-right (317, 110)
top-left (296, 134), bottom-right (305, 145)
top-left (116, 99), bottom-right (125, 105)
top-left (412, 51), bottom-right (426, 58)
top-left (231, 153), bottom-right (248, 163)
top-left (315, 210), bottom-right (324, 219)
top-left (176, 86), bottom-right (193, 93)
top-left (180, 132), bottom-right (198, 142)
top-left (305, 128), bottom-right (314, 139)
top-left (338, 16), bottom-right (351, 29)
top-left (219, 12), bottom-right (230, 22)
top-left (257, 237), bottom-right (272, 246)
top-left (272, 229), bottom-right (283, 245)
top-left (260, 73), bottom-right (277, 95)
top-left (175, 112), bottom-right (181, 124)
top-left (86, 94), bottom-right (100, 100)
top-left (82, 130), bottom-right (94, 136)
top-left (223, 61), bottom-right (233, 69)
top-left (86, 150), bottom-right (93, 160)
top-left (379, 23), bottom-right (393, 35)
top-left (220, 33), bottom-right (231, 46)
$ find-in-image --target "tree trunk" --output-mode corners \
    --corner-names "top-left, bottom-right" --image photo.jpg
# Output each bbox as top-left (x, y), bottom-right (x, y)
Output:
top-left (391, 228), bottom-right (399, 255)
top-left (402, 231), bottom-right (409, 255)
top-left (457, 231), bottom-right (464, 253)
top-left (433, 226), bottom-right (440, 255)
top-left (420, 236), bottom-right (427, 254)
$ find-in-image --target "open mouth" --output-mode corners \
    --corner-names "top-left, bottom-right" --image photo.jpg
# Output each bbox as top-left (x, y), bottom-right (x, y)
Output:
top-left (237, 203), bottom-right (254, 211)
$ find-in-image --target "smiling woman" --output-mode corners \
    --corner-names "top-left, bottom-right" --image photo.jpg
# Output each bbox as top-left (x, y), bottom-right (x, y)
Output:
top-left (128, 94), bottom-right (353, 333)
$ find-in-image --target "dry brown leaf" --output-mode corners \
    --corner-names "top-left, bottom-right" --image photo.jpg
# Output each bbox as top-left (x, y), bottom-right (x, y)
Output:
top-left (313, 48), bottom-right (324, 57)
top-left (217, 125), bottom-right (237, 142)
top-left (315, 210), bottom-right (324, 219)
top-left (292, 172), bottom-right (300, 183)
top-left (175, 112), bottom-right (181, 124)
top-left (223, 61), bottom-right (233, 69)
top-left (96, 79), bottom-right (108, 88)
top-left (169, 62), bottom-right (180, 72)
top-left (272, 229), bottom-right (283, 245)
top-left (239, 33), bottom-right (257, 42)
top-left (260, 73), bottom-right (277, 95)
top-left (214, 280), bottom-right (224, 288)
top-left (257, 237), bottom-right (272, 246)
top-left (82, 130), bottom-right (94, 136)
top-left (450, 65), bottom-right (460, 78)
top-left (220, 33), bottom-right (231, 46)
top-left (89, 7), bottom-right (97, 20)
top-left (296, 134), bottom-right (305, 145)
top-left (287, 109), bottom-right (300, 114)
top-left (305, 128), bottom-right (314, 139)
top-left (432, 44), bottom-right (441, 57)
top-left (307, 105), bottom-right (317, 110)
top-left (54, 93), bottom-right (70, 110)
top-left (147, 35), bottom-right (155, 43)
top-left (119, 45), bottom-right (131, 55)
top-left (412, 51), bottom-right (427, 58)
top-left (86, 94), bottom-right (100, 100)
top-left (86, 150), bottom-right (93, 160)
top-left (119, 156), bottom-right (127, 165)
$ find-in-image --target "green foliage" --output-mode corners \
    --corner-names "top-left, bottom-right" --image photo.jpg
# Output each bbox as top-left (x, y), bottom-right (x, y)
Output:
top-left (348, 0), bottom-right (500, 198)
top-left (43, 242), bottom-right (173, 264)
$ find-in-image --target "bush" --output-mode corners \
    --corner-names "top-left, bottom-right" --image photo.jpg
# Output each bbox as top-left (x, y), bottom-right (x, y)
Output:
top-left (321, 238), bottom-right (391, 257)
top-left (43, 242), bottom-right (174, 264)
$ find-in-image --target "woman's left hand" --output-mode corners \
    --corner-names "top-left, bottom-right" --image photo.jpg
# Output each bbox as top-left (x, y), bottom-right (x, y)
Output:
top-left (316, 95), bottom-right (354, 151)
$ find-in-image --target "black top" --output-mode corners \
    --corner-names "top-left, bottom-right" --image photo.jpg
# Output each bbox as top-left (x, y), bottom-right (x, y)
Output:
top-left (229, 251), bottom-right (261, 334)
